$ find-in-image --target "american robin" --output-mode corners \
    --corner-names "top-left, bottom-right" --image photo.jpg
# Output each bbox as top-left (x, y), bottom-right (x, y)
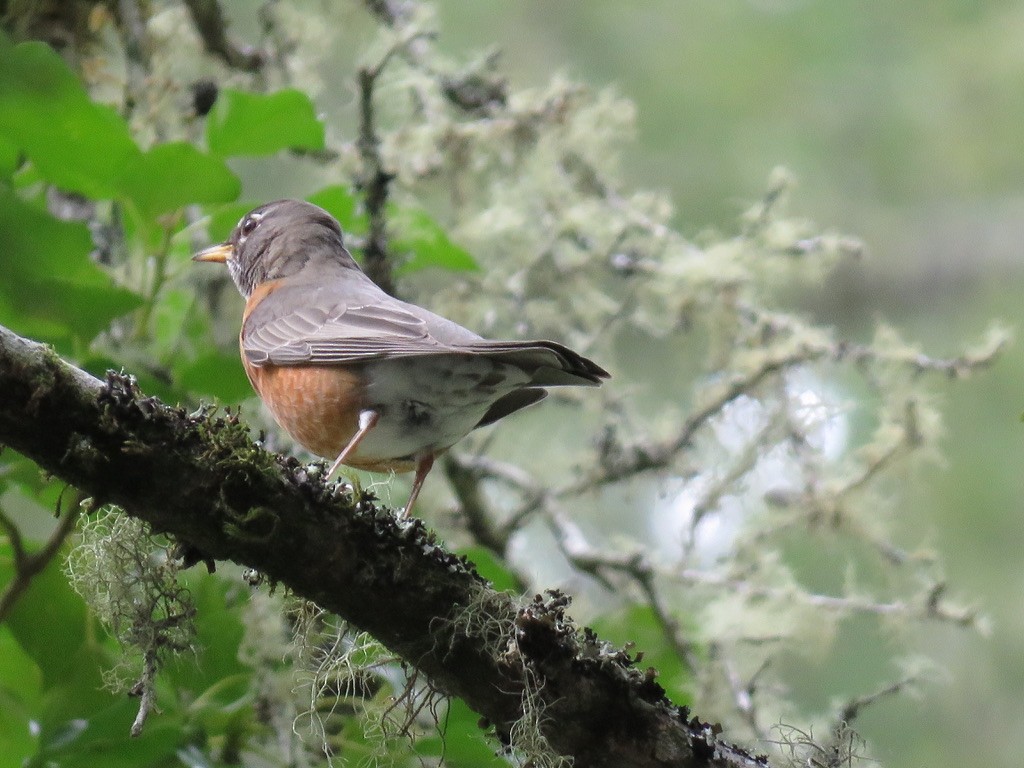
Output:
top-left (193, 199), bottom-right (609, 517)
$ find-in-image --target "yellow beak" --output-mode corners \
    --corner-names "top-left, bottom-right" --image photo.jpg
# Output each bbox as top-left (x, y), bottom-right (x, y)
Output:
top-left (192, 243), bottom-right (233, 263)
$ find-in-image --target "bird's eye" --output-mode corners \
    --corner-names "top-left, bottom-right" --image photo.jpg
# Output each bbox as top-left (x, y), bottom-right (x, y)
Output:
top-left (240, 215), bottom-right (260, 237)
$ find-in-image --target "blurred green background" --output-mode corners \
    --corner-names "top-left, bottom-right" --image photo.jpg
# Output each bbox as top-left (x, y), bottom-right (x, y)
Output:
top-left (434, 2), bottom-right (1023, 766)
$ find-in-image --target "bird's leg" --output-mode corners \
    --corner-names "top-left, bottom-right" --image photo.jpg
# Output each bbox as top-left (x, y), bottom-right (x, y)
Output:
top-left (328, 409), bottom-right (380, 476)
top-left (403, 453), bottom-right (435, 518)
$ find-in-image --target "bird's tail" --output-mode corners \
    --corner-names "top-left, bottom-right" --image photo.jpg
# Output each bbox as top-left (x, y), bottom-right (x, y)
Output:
top-left (469, 340), bottom-right (609, 387)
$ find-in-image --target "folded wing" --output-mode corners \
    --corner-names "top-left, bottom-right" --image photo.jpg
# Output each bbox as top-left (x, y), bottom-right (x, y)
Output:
top-left (242, 282), bottom-right (609, 388)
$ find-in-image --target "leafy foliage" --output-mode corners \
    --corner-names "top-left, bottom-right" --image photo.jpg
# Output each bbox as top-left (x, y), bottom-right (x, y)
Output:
top-left (389, 205), bottom-right (480, 274)
top-left (205, 88), bottom-right (326, 156)
top-left (0, 189), bottom-right (141, 349)
top-left (0, 39), bottom-right (139, 198)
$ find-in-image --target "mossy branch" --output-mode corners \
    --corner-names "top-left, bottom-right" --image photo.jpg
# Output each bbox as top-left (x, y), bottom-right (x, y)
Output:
top-left (0, 322), bottom-right (768, 768)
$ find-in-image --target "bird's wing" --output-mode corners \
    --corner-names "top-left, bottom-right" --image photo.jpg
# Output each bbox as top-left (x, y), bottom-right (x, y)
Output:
top-left (242, 282), bottom-right (465, 364)
top-left (243, 283), bottom-right (609, 386)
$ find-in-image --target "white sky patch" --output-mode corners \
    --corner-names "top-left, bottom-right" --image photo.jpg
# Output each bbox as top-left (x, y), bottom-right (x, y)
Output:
top-left (649, 369), bottom-right (849, 566)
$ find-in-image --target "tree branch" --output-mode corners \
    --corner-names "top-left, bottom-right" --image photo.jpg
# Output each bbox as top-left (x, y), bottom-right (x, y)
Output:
top-left (355, 35), bottom-right (417, 297)
top-left (182, 0), bottom-right (265, 72)
top-left (0, 322), bottom-right (768, 768)
top-left (0, 490), bottom-right (81, 623)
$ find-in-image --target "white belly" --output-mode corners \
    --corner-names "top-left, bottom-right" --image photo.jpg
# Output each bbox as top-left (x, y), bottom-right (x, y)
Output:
top-left (355, 355), bottom-right (530, 461)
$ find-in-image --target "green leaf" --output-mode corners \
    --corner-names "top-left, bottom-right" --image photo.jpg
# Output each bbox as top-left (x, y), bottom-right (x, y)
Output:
top-left (39, 718), bottom-right (88, 753)
top-left (0, 133), bottom-right (19, 178)
top-left (425, 699), bottom-right (503, 766)
top-left (0, 191), bottom-right (142, 348)
top-left (206, 88), bottom-right (325, 156)
top-left (0, 40), bottom-right (140, 198)
top-left (176, 351), bottom-right (252, 403)
top-left (388, 206), bottom-right (479, 274)
top-left (3, 555), bottom-right (89, 693)
top-left (0, 451), bottom-right (60, 498)
top-left (164, 574), bottom-right (246, 694)
top-left (0, 627), bottom-right (43, 761)
top-left (4, 282), bottom-right (141, 350)
top-left (0, 41), bottom-right (239, 220)
top-left (118, 143), bottom-right (240, 217)
top-left (0, 678), bottom-right (39, 768)
top-left (38, 642), bottom-right (116, 726)
top-left (2, 554), bottom-right (118, 727)
top-left (307, 185), bottom-right (369, 234)
top-left (150, 288), bottom-right (201, 358)
top-left (0, 193), bottom-right (94, 282)
top-left (0, 730), bottom-right (34, 768)
top-left (36, 703), bottom-right (185, 768)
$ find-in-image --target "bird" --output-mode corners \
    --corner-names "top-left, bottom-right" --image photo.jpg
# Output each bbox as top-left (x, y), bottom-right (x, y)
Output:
top-left (193, 199), bottom-right (608, 517)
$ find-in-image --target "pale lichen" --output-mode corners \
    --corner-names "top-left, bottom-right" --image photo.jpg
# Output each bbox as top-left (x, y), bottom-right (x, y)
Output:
top-left (65, 507), bottom-right (195, 735)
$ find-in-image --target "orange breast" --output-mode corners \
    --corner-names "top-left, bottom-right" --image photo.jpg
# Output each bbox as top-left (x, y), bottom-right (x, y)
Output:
top-left (244, 362), bottom-right (419, 474)
top-left (244, 361), bottom-right (363, 459)
top-left (240, 282), bottom-right (417, 474)
top-left (241, 281), bottom-right (361, 460)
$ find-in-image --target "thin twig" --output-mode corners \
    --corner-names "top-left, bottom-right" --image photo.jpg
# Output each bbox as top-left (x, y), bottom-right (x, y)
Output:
top-left (441, 454), bottom-right (529, 593)
top-left (130, 649), bottom-right (160, 737)
top-left (631, 558), bottom-right (701, 673)
top-left (133, 219), bottom-right (178, 341)
top-left (0, 492), bottom-right (83, 623)
top-left (363, 0), bottom-right (414, 27)
top-left (355, 29), bottom-right (438, 295)
top-left (182, 0), bottom-right (264, 71)
top-left (834, 674), bottom-right (917, 729)
top-left (356, 51), bottom-right (399, 295)
top-left (684, 409), bottom-right (783, 556)
top-left (722, 654), bottom-right (771, 741)
top-left (564, 347), bottom-right (826, 499)
top-left (116, 0), bottom-right (149, 117)
top-left (545, 513), bottom-right (700, 673)
top-left (675, 568), bottom-right (980, 625)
